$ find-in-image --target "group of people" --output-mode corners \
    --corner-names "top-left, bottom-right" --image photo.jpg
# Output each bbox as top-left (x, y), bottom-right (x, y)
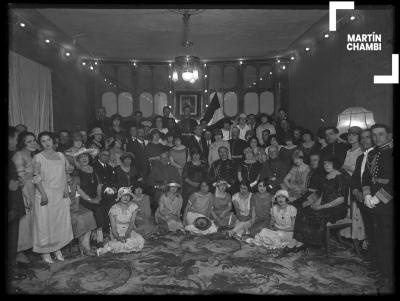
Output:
top-left (8, 105), bottom-right (393, 289)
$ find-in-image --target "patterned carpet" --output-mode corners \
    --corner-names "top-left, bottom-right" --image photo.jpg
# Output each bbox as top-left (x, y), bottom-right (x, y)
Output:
top-left (12, 232), bottom-right (387, 294)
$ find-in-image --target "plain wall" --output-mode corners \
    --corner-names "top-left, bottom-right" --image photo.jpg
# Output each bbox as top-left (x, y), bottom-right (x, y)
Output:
top-left (9, 23), bottom-right (95, 133)
top-left (287, 9), bottom-right (393, 131)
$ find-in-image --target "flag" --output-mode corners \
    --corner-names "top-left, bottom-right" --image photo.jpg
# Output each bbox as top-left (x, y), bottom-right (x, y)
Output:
top-left (203, 93), bottom-right (222, 124)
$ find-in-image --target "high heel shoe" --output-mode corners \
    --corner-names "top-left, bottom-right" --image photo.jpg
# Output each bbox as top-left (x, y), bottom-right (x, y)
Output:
top-left (41, 253), bottom-right (54, 264)
top-left (54, 250), bottom-right (64, 261)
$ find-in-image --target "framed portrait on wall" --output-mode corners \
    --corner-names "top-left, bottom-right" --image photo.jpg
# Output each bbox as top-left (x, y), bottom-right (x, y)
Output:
top-left (175, 91), bottom-right (202, 118)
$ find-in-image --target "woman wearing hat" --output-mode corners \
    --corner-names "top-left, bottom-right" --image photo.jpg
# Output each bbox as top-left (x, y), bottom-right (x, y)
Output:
top-left (155, 181), bottom-right (185, 233)
top-left (96, 187), bottom-right (145, 256)
top-left (87, 127), bottom-right (105, 150)
top-left (183, 181), bottom-right (218, 235)
top-left (114, 152), bottom-right (142, 188)
top-left (131, 181), bottom-right (156, 238)
top-left (74, 148), bottom-right (109, 247)
top-left (65, 155), bottom-right (97, 256)
top-left (208, 128), bottom-right (231, 165)
top-left (233, 113), bottom-right (251, 141)
top-left (210, 179), bottom-right (235, 228)
top-left (339, 126), bottom-right (364, 243)
top-left (247, 189), bottom-right (297, 250)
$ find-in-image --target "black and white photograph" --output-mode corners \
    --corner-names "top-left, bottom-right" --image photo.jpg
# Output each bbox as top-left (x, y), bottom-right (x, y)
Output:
top-left (6, 3), bottom-right (396, 295)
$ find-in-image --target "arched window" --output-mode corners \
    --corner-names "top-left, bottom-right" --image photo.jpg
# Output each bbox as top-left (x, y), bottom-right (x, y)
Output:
top-left (101, 92), bottom-right (117, 117)
top-left (223, 91), bottom-right (238, 117)
top-left (118, 92), bottom-right (133, 117)
top-left (244, 92), bottom-right (259, 115)
top-left (139, 92), bottom-right (154, 118)
top-left (154, 92), bottom-right (168, 116)
top-left (260, 91), bottom-right (274, 115)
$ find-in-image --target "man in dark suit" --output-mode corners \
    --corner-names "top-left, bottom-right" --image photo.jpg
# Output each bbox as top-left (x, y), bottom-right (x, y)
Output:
top-left (362, 124), bottom-right (393, 289)
top-left (125, 125), bottom-right (149, 177)
top-left (187, 125), bottom-right (207, 160)
top-left (89, 106), bottom-right (110, 133)
top-left (92, 149), bottom-right (117, 190)
top-left (320, 126), bottom-right (350, 167)
top-left (229, 127), bottom-right (247, 167)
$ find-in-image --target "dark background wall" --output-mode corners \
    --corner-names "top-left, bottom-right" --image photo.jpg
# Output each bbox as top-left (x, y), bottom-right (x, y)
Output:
top-left (287, 9), bottom-right (393, 131)
top-left (9, 20), bottom-right (95, 133)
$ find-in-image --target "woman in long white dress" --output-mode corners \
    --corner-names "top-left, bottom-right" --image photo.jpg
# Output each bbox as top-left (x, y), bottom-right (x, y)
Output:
top-left (12, 132), bottom-right (38, 263)
top-left (32, 132), bottom-right (73, 264)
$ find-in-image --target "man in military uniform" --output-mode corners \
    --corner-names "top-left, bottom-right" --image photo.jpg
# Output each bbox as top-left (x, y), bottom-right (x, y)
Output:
top-left (260, 145), bottom-right (291, 194)
top-left (362, 124), bottom-right (393, 289)
top-left (208, 146), bottom-right (236, 193)
top-left (178, 105), bottom-right (198, 147)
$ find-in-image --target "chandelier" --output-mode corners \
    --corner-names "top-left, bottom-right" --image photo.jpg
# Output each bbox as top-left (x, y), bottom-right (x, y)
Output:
top-left (170, 9), bottom-right (203, 83)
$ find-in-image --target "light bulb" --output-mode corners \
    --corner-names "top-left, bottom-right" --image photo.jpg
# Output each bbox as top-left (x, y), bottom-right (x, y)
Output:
top-left (190, 78), bottom-right (196, 84)
top-left (269, 72), bottom-right (273, 75)
top-left (205, 90), bottom-right (208, 93)
top-left (104, 78), bottom-right (107, 82)
top-left (94, 61), bottom-right (98, 65)
top-left (182, 71), bottom-right (192, 82)
top-left (193, 69), bottom-right (199, 80)
top-left (282, 65), bottom-right (286, 70)
top-left (19, 22), bottom-right (25, 28)
top-left (277, 59), bottom-right (280, 63)
top-left (45, 39), bottom-right (50, 44)
top-left (305, 47), bottom-right (311, 51)
top-left (82, 62), bottom-right (86, 66)
top-left (290, 56), bottom-right (295, 60)
top-left (90, 66), bottom-right (94, 70)
top-left (172, 71), bottom-right (178, 82)
top-left (65, 51), bottom-right (71, 57)
top-left (204, 74), bottom-right (207, 78)
top-left (239, 61), bottom-right (243, 65)
top-left (350, 15), bottom-right (356, 21)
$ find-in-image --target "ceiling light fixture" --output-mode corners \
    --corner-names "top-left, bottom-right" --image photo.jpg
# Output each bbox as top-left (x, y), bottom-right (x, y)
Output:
top-left (19, 22), bottom-right (26, 28)
top-left (81, 61), bottom-right (86, 66)
top-left (44, 39), bottom-right (51, 44)
top-left (305, 47), bottom-right (311, 52)
top-left (290, 56), bottom-right (295, 60)
top-left (171, 10), bottom-right (204, 83)
top-left (324, 33), bottom-right (330, 38)
top-left (350, 15), bottom-right (356, 21)
top-left (90, 65), bottom-right (94, 70)
top-left (276, 59), bottom-right (281, 63)
top-left (65, 51), bottom-right (71, 57)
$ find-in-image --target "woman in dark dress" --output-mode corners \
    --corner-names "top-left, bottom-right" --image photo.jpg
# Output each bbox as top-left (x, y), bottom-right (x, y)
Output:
top-left (108, 114), bottom-right (127, 144)
top-left (114, 152), bottom-right (142, 188)
top-left (289, 154), bottom-right (348, 251)
top-left (237, 147), bottom-right (261, 193)
top-left (181, 149), bottom-right (208, 214)
top-left (144, 130), bottom-right (168, 167)
top-left (74, 149), bottom-right (109, 246)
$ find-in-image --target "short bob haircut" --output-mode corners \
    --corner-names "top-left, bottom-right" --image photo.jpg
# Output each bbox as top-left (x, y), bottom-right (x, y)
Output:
top-left (131, 181), bottom-right (146, 193)
top-left (148, 129), bottom-right (161, 141)
top-left (292, 149), bottom-right (304, 161)
top-left (110, 114), bottom-right (122, 123)
top-left (17, 131), bottom-right (36, 151)
top-left (238, 180), bottom-right (251, 191)
top-left (322, 154), bottom-right (340, 170)
top-left (72, 131), bottom-right (84, 141)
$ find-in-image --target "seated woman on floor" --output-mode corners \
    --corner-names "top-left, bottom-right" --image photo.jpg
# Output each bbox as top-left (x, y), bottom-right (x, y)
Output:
top-left (96, 187), bottom-right (145, 256)
top-left (210, 179), bottom-right (236, 229)
top-left (248, 179), bottom-right (273, 236)
top-left (183, 181), bottom-right (218, 235)
top-left (65, 155), bottom-right (97, 256)
top-left (130, 181), bottom-right (156, 238)
top-left (287, 154), bottom-right (348, 253)
top-left (228, 181), bottom-right (254, 239)
top-left (155, 181), bottom-right (185, 234)
top-left (247, 189), bottom-right (297, 250)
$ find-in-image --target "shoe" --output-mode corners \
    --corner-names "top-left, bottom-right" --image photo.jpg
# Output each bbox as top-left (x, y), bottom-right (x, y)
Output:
top-left (82, 248), bottom-right (96, 257)
top-left (54, 250), bottom-right (64, 262)
top-left (13, 273), bottom-right (27, 281)
top-left (293, 244), bottom-right (307, 253)
top-left (41, 254), bottom-right (54, 264)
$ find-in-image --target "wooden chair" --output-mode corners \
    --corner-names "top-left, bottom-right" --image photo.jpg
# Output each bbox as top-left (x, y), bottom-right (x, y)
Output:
top-left (325, 187), bottom-right (361, 257)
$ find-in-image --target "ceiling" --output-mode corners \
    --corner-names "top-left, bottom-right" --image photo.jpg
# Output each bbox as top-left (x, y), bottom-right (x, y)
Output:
top-left (33, 8), bottom-right (327, 62)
